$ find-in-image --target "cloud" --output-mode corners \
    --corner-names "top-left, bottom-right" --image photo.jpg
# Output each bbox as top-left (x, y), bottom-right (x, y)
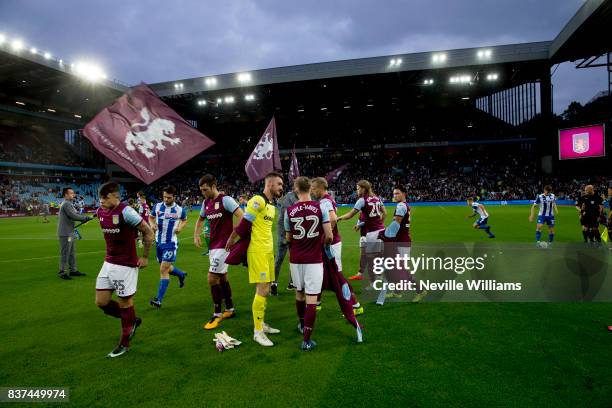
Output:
top-left (0, 0), bottom-right (601, 111)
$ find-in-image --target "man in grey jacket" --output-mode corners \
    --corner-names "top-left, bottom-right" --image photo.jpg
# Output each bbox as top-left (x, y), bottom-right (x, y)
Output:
top-left (272, 190), bottom-right (298, 295)
top-left (57, 187), bottom-right (93, 280)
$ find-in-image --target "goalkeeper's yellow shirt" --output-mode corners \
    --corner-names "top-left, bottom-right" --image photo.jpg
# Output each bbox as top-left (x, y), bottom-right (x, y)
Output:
top-left (244, 194), bottom-right (276, 253)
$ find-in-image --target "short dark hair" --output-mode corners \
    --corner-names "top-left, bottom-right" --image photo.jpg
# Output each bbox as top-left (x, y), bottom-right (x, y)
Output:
top-left (163, 185), bottom-right (177, 196)
top-left (467, 196), bottom-right (475, 201)
top-left (265, 171), bottom-right (283, 181)
top-left (394, 184), bottom-right (407, 194)
top-left (294, 176), bottom-right (311, 193)
top-left (137, 191), bottom-right (145, 197)
top-left (544, 185), bottom-right (552, 192)
top-left (98, 182), bottom-right (120, 198)
top-left (62, 187), bottom-right (73, 197)
top-left (199, 174), bottom-right (217, 187)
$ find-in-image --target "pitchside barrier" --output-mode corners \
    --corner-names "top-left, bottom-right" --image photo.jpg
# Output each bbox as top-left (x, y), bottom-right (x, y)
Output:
top-left (336, 199), bottom-right (576, 207)
top-left (1, 200), bottom-right (580, 218)
top-left (191, 200), bottom-right (576, 212)
top-left (192, 200), bottom-right (576, 211)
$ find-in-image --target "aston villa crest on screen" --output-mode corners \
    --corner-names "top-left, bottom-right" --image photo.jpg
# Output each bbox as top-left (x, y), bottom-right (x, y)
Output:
top-left (572, 132), bottom-right (589, 154)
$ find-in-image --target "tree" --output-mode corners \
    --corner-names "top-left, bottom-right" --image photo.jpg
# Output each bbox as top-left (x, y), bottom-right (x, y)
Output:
top-left (561, 101), bottom-right (583, 122)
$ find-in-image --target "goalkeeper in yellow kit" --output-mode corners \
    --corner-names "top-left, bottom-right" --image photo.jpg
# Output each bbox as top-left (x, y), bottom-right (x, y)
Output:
top-left (226, 172), bottom-right (284, 346)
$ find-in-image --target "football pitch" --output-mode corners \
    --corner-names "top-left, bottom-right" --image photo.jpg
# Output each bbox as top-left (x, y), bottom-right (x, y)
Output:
top-left (0, 205), bottom-right (611, 407)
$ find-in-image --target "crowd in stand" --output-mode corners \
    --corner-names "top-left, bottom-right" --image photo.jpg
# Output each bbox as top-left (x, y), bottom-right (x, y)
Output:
top-left (142, 147), bottom-right (608, 205)
top-left (0, 127), bottom-right (102, 168)
top-left (2, 142), bottom-right (609, 212)
top-left (0, 177), bottom-right (101, 213)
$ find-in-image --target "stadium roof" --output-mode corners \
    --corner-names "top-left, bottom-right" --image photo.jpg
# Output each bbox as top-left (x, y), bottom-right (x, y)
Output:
top-left (148, 0), bottom-right (611, 103)
top-left (0, 47), bottom-right (127, 127)
top-left (150, 42), bottom-right (551, 97)
top-left (147, 41), bottom-right (551, 129)
top-left (549, 0), bottom-right (612, 63)
top-left (0, 0), bottom-right (609, 128)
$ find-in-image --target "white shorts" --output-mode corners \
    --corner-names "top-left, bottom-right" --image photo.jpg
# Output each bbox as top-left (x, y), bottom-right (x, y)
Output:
top-left (330, 242), bottom-right (343, 271)
top-left (359, 236), bottom-right (367, 248)
top-left (96, 261), bottom-right (139, 297)
top-left (398, 246), bottom-right (411, 257)
top-left (209, 248), bottom-right (229, 274)
top-left (365, 229), bottom-right (385, 254)
top-left (290, 263), bottom-right (324, 295)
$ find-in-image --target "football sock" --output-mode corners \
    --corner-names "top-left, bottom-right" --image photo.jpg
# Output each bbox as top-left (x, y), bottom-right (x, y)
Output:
top-left (211, 283), bottom-right (223, 315)
top-left (350, 288), bottom-right (359, 307)
top-left (359, 248), bottom-right (367, 275)
top-left (303, 303), bottom-right (317, 342)
top-left (582, 230), bottom-right (589, 242)
top-left (548, 233), bottom-right (554, 243)
top-left (252, 294), bottom-right (266, 332)
top-left (535, 231), bottom-right (542, 241)
top-left (119, 306), bottom-right (136, 347)
top-left (346, 278), bottom-right (361, 305)
top-left (169, 265), bottom-right (185, 278)
top-left (335, 282), bottom-right (359, 328)
top-left (156, 278), bottom-right (170, 301)
top-left (366, 254), bottom-right (377, 282)
top-left (220, 274), bottom-right (234, 310)
top-left (100, 300), bottom-right (121, 318)
top-left (296, 299), bottom-right (306, 328)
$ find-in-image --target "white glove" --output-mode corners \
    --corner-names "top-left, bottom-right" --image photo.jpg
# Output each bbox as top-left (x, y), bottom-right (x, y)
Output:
top-left (213, 331), bottom-right (242, 350)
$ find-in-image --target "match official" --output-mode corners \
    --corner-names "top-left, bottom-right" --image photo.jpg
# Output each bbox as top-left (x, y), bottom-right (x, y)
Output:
top-left (575, 184), bottom-right (603, 246)
top-left (57, 187), bottom-right (93, 280)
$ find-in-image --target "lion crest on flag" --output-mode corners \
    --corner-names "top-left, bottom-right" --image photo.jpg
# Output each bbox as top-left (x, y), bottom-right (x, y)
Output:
top-left (125, 108), bottom-right (181, 158)
top-left (252, 132), bottom-right (274, 160)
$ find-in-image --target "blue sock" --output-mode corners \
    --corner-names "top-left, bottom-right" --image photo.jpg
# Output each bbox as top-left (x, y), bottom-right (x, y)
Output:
top-left (157, 278), bottom-right (170, 301)
top-left (548, 233), bottom-right (554, 243)
top-left (535, 231), bottom-right (542, 241)
top-left (170, 265), bottom-right (185, 278)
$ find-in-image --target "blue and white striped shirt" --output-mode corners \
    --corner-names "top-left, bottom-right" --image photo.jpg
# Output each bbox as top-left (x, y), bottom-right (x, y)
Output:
top-left (534, 193), bottom-right (556, 217)
top-left (471, 202), bottom-right (488, 219)
top-left (153, 202), bottom-right (187, 245)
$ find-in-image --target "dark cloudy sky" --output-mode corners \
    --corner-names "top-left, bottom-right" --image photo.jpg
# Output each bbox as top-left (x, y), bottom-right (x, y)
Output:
top-left (0, 0), bottom-right (607, 112)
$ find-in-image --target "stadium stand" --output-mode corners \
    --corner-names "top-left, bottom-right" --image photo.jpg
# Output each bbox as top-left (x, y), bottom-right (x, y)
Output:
top-left (0, 3), bottom-right (609, 212)
top-left (142, 144), bottom-right (607, 205)
top-left (0, 176), bottom-right (102, 212)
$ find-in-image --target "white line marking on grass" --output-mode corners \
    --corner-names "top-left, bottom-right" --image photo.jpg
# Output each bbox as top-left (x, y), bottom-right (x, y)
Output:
top-left (0, 250), bottom-right (106, 263)
top-left (0, 237), bottom-right (102, 241)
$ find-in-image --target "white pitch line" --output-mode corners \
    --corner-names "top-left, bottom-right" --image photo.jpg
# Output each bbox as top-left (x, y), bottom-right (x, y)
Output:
top-left (0, 237), bottom-right (101, 241)
top-left (0, 250), bottom-right (106, 263)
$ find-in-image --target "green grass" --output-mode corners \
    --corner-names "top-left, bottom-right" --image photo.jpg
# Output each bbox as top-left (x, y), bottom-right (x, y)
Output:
top-left (0, 205), bottom-right (611, 407)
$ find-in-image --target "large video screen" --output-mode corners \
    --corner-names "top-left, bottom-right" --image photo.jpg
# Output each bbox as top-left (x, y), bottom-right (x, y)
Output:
top-left (558, 124), bottom-right (606, 160)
